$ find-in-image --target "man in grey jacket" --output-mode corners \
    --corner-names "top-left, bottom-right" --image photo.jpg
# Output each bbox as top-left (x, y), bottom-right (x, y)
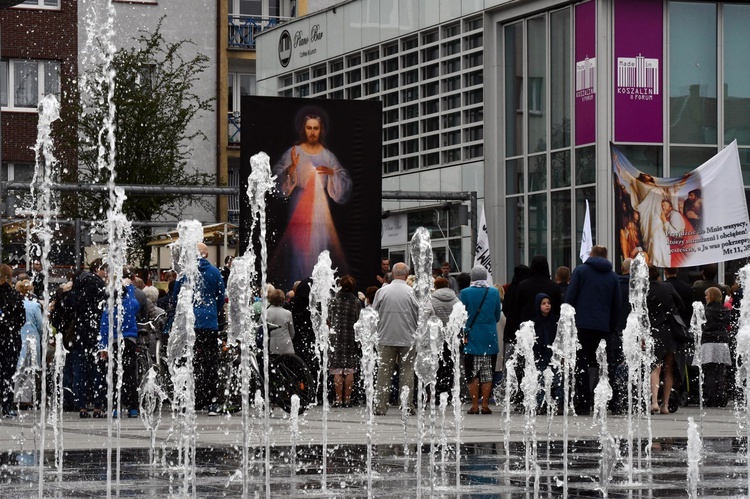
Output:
top-left (372, 262), bottom-right (419, 415)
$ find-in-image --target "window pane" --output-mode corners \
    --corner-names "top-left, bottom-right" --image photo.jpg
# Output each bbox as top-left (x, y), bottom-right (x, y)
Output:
top-left (724, 4), bottom-right (750, 146)
top-left (0, 60), bottom-right (7, 107)
top-left (528, 192), bottom-right (548, 258)
top-left (239, 74), bottom-right (256, 96)
top-left (12, 163), bottom-right (34, 182)
top-left (505, 23), bottom-right (523, 156)
top-left (527, 16), bottom-right (547, 153)
top-left (449, 239), bottom-right (462, 270)
top-left (551, 190), bottom-right (572, 272)
top-left (14, 61), bottom-right (38, 108)
top-left (669, 146), bottom-right (716, 178)
top-left (551, 149), bottom-right (570, 188)
top-left (576, 187), bottom-right (596, 258)
top-left (669, 2), bottom-right (717, 145)
top-left (44, 0), bottom-right (59, 6)
top-left (528, 154), bottom-right (547, 192)
top-left (612, 144), bottom-right (663, 177)
top-left (575, 145), bottom-right (595, 185)
top-left (550, 8), bottom-right (571, 149)
top-left (506, 158), bottom-right (523, 195)
top-left (240, 0), bottom-right (261, 16)
top-left (506, 196), bottom-right (525, 278)
top-left (44, 61), bottom-right (60, 99)
top-left (738, 148), bottom-right (750, 186)
top-left (228, 73), bottom-right (235, 112)
top-left (268, 0), bottom-right (279, 17)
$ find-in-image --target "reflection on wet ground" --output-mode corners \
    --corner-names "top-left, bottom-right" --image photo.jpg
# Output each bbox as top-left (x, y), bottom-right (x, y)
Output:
top-left (0, 438), bottom-right (747, 497)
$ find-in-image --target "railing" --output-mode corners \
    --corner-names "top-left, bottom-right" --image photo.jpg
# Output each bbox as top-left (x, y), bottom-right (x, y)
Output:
top-left (228, 14), bottom-right (292, 50)
top-left (228, 112), bottom-right (241, 145)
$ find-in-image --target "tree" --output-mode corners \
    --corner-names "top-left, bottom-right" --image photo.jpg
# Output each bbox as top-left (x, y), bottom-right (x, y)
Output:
top-left (76, 18), bottom-right (214, 269)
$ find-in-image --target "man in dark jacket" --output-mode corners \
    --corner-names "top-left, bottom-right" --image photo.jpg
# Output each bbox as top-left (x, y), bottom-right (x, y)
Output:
top-left (66, 265), bottom-right (106, 417)
top-left (665, 267), bottom-right (694, 324)
top-left (0, 264), bottom-right (24, 417)
top-left (565, 245), bottom-right (622, 415)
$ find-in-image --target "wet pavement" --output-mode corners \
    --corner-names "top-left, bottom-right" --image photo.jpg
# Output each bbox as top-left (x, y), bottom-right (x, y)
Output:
top-left (0, 405), bottom-right (747, 497)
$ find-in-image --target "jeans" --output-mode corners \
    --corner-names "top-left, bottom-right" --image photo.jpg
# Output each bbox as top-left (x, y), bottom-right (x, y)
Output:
top-left (69, 347), bottom-right (103, 410)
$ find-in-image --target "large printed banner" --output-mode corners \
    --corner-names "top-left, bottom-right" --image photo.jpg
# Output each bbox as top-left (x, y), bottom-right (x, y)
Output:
top-left (240, 96), bottom-right (383, 291)
top-left (612, 141), bottom-right (750, 268)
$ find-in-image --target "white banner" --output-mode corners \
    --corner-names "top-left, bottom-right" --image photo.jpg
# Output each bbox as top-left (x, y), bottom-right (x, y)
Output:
top-left (381, 213), bottom-right (408, 246)
top-left (473, 205), bottom-right (493, 285)
top-left (580, 199), bottom-right (593, 262)
top-left (613, 141), bottom-right (750, 267)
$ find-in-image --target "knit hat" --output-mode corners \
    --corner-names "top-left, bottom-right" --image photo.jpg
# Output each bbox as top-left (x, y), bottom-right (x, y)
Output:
top-left (470, 265), bottom-right (488, 281)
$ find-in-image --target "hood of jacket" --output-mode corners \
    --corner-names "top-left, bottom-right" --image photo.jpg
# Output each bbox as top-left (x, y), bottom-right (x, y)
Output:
top-left (534, 292), bottom-right (551, 318)
top-left (584, 256), bottom-right (613, 273)
top-left (432, 287), bottom-right (457, 302)
top-left (529, 255), bottom-right (551, 279)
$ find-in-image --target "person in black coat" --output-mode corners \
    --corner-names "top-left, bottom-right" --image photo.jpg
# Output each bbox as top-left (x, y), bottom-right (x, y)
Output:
top-left (516, 255), bottom-right (562, 327)
top-left (290, 277), bottom-right (319, 396)
top-left (503, 264), bottom-right (530, 347)
top-left (0, 264), bottom-right (25, 417)
top-left (646, 265), bottom-right (685, 415)
top-left (664, 267), bottom-right (694, 324)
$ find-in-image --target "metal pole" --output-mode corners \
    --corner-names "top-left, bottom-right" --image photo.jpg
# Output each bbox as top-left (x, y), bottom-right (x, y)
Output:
top-left (74, 218), bottom-right (81, 270)
top-left (470, 191), bottom-right (478, 258)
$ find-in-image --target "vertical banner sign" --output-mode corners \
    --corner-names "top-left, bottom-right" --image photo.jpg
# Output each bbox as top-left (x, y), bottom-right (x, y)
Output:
top-left (575, 0), bottom-right (596, 146)
top-left (579, 199), bottom-right (593, 262)
top-left (240, 96), bottom-right (383, 292)
top-left (612, 141), bottom-right (750, 267)
top-left (473, 205), bottom-right (493, 285)
top-left (614, 0), bottom-right (663, 143)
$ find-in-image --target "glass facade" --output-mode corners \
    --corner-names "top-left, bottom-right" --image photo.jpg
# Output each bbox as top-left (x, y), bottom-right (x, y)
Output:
top-left (502, 1), bottom-right (750, 281)
top-left (503, 6), bottom-right (589, 277)
top-left (277, 16), bottom-right (484, 175)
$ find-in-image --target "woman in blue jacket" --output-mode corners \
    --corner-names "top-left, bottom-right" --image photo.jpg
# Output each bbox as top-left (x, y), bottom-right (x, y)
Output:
top-left (460, 266), bottom-right (501, 414)
top-left (99, 281), bottom-right (141, 418)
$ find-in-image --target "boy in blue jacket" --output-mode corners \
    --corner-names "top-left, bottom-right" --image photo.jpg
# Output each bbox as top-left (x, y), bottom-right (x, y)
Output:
top-left (99, 281), bottom-right (141, 418)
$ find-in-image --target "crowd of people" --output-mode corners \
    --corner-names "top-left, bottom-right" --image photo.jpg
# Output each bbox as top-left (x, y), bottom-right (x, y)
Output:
top-left (0, 245), bottom-right (742, 420)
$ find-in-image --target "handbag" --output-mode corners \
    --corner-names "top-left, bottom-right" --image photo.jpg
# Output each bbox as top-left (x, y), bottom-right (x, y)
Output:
top-left (668, 310), bottom-right (690, 344)
top-left (463, 288), bottom-right (489, 344)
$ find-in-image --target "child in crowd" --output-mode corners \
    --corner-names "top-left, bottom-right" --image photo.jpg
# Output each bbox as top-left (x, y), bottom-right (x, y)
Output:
top-left (533, 293), bottom-right (561, 411)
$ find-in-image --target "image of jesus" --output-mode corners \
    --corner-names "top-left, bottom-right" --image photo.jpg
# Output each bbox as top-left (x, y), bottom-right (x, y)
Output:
top-left (272, 111), bottom-right (352, 285)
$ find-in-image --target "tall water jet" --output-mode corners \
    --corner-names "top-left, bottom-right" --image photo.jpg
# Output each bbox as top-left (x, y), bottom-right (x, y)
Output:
top-left (354, 307), bottom-right (379, 498)
top-left (438, 392), bottom-right (449, 465)
top-left (503, 349), bottom-right (519, 477)
top-left (550, 303), bottom-right (580, 496)
top-left (734, 264), bottom-right (750, 495)
top-left (516, 321), bottom-right (540, 495)
top-left (309, 250), bottom-right (338, 492)
top-left (28, 94), bottom-right (62, 496)
top-left (542, 367), bottom-right (554, 469)
top-left (230, 151), bottom-right (274, 494)
top-left (139, 368), bottom-right (167, 466)
top-left (621, 252), bottom-right (651, 482)
top-left (686, 416), bottom-right (701, 498)
top-left (289, 394), bottom-right (300, 476)
top-left (400, 386), bottom-right (412, 471)
top-left (167, 220), bottom-right (203, 497)
top-left (690, 302), bottom-right (706, 433)
top-left (415, 315), bottom-right (443, 496)
top-left (593, 340), bottom-right (616, 497)
top-left (446, 301), bottom-right (467, 488)
top-left (409, 226), bottom-right (435, 497)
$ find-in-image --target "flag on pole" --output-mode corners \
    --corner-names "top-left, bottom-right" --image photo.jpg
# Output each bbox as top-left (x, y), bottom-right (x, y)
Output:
top-left (473, 205), bottom-right (493, 285)
top-left (579, 199), bottom-right (593, 262)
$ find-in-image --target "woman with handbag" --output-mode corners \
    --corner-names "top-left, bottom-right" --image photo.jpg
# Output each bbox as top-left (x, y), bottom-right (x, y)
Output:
top-left (695, 286), bottom-right (731, 407)
top-left (646, 265), bottom-right (686, 414)
top-left (460, 266), bottom-right (501, 415)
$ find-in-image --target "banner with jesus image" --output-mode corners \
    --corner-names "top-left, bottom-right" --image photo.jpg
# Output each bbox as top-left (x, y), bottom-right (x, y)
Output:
top-left (612, 141), bottom-right (750, 268)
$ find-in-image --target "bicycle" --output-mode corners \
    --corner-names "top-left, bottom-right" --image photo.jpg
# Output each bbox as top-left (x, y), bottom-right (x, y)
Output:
top-left (221, 322), bottom-right (313, 414)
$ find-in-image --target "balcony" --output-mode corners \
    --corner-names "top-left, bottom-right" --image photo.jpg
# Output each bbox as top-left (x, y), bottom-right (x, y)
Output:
top-left (228, 15), bottom-right (291, 50)
top-left (228, 112), bottom-right (241, 146)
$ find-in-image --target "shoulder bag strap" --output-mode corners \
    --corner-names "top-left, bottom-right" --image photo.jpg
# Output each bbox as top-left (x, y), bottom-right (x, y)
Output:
top-left (467, 288), bottom-right (490, 329)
